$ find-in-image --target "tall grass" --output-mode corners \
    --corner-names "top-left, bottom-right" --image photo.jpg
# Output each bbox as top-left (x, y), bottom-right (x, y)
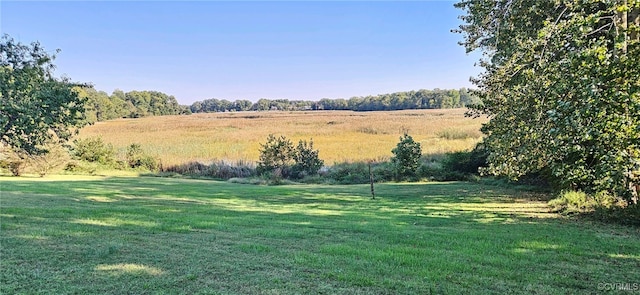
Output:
top-left (78, 109), bottom-right (487, 166)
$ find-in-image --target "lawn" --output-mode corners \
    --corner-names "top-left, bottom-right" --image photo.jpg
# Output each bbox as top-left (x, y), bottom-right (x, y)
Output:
top-left (1, 176), bottom-right (639, 294)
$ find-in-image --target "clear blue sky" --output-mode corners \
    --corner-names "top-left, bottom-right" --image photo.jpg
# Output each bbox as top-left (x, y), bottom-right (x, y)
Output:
top-left (1, 1), bottom-right (479, 105)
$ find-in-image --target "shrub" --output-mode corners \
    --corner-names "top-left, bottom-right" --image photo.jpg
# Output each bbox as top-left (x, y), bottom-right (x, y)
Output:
top-left (391, 133), bottom-right (422, 180)
top-left (27, 144), bottom-right (71, 177)
top-left (325, 161), bottom-right (394, 184)
top-left (257, 134), bottom-right (295, 176)
top-left (257, 135), bottom-right (325, 180)
top-left (291, 139), bottom-right (324, 179)
top-left (2, 143), bottom-right (71, 176)
top-left (593, 203), bottom-right (640, 226)
top-left (547, 190), bottom-right (640, 225)
top-left (548, 190), bottom-right (625, 214)
top-left (72, 137), bottom-right (116, 165)
top-left (441, 144), bottom-right (488, 175)
top-left (209, 160), bottom-right (255, 179)
top-left (371, 161), bottom-right (395, 182)
top-left (162, 160), bottom-right (256, 180)
top-left (1, 146), bottom-right (24, 176)
top-left (326, 162), bottom-right (370, 184)
top-left (126, 143), bottom-right (160, 171)
top-left (64, 160), bottom-right (98, 175)
top-left (419, 163), bottom-right (469, 181)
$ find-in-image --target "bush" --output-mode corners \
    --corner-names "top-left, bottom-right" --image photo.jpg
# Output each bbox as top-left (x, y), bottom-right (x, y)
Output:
top-left (548, 190), bottom-right (640, 225)
top-left (257, 134), bottom-right (295, 176)
top-left (326, 162), bottom-right (370, 184)
top-left (210, 160), bottom-right (255, 179)
top-left (257, 134), bottom-right (324, 180)
top-left (324, 161), bottom-right (394, 184)
top-left (371, 161), bottom-right (395, 182)
top-left (162, 160), bottom-right (256, 180)
top-left (126, 143), bottom-right (160, 171)
top-left (391, 133), bottom-right (422, 180)
top-left (64, 160), bottom-right (98, 175)
top-left (441, 144), bottom-right (488, 175)
top-left (1, 148), bottom-right (25, 176)
top-left (2, 143), bottom-right (71, 176)
top-left (27, 144), bottom-right (71, 177)
top-left (593, 203), bottom-right (640, 226)
top-left (418, 163), bottom-right (469, 181)
top-left (548, 190), bottom-right (625, 214)
top-left (291, 139), bottom-right (324, 179)
top-left (72, 137), bottom-right (116, 165)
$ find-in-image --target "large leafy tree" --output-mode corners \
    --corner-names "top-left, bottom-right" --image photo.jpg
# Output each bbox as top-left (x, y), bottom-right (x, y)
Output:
top-left (1, 34), bottom-right (87, 159)
top-left (455, 0), bottom-right (639, 201)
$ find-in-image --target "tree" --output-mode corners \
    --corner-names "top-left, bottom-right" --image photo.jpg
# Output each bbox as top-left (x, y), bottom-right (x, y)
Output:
top-left (292, 139), bottom-right (324, 178)
top-left (72, 137), bottom-right (116, 165)
top-left (257, 134), bottom-right (295, 176)
top-left (391, 133), bottom-right (422, 180)
top-left (1, 34), bottom-right (86, 174)
top-left (455, 0), bottom-right (640, 202)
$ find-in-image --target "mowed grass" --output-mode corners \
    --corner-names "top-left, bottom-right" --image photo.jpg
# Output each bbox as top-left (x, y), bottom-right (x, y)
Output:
top-left (78, 109), bottom-right (486, 166)
top-left (2, 176), bottom-right (639, 294)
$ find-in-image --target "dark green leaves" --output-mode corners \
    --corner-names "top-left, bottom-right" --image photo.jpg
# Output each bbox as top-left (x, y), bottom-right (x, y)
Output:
top-left (1, 34), bottom-right (87, 157)
top-left (456, 1), bottom-right (640, 201)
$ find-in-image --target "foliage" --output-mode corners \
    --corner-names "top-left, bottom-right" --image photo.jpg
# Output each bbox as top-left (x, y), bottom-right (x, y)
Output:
top-left (456, 0), bottom-right (640, 202)
top-left (72, 137), bottom-right (116, 165)
top-left (291, 139), bottom-right (324, 178)
top-left (441, 144), bottom-right (488, 175)
top-left (126, 143), bottom-right (160, 171)
top-left (189, 88), bottom-right (480, 113)
top-left (124, 90), bottom-right (183, 118)
top-left (548, 190), bottom-right (625, 214)
top-left (78, 88), bottom-right (189, 122)
top-left (391, 133), bottom-right (422, 180)
top-left (161, 160), bottom-right (256, 179)
top-left (0, 146), bottom-right (25, 176)
top-left (257, 134), bottom-right (324, 180)
top-left (322, 161), bottom-right (395, 184)
top-left (325, 162), bottom-right (370, 184)
top-left (0, 34), bottom-right (87, 159)
top-left (1, 141), bottom-right (71, 176)
top-left (256, 134), bottom-right (295, 176)
top-left (27, 143), bottom-right (71, 177)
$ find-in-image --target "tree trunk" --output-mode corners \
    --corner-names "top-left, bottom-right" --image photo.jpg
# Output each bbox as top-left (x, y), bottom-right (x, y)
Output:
top-left (630, 2), bottom-right (640, 42)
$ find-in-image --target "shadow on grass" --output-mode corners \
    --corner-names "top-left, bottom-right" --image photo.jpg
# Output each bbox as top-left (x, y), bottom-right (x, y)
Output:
top-left (2, 176), bottom-right (639, 294)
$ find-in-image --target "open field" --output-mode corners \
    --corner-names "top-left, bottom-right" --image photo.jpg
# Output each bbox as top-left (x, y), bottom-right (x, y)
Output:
top-left (78, 109), bottom-right (487, 166)
top-left (2, 176), bottom-right (639, 294)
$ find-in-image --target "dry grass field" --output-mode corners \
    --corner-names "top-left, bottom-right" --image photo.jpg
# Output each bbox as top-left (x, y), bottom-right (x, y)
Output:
top-left (78, 109), bottom-right (487, 166)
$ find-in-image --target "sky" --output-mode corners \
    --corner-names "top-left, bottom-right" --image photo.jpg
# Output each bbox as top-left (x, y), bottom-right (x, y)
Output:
top-left (1, 1), bottom-right (481, 105)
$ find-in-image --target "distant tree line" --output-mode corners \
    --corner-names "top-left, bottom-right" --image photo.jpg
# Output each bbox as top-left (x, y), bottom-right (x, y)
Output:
top-left (78, 87), bottom-right (191, 122)
top-left (189, 88), bottom-right (479, 113)
top-left (80, 87), bottom-right (478, 122)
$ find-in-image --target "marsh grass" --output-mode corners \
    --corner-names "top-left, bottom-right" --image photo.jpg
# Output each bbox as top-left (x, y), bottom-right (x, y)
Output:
top-left (437, 128), bottom-right (483, 140)
top-left (2, 176), bottom-right (639, 294)
top-left (77, 109), bottom-right (487, 166)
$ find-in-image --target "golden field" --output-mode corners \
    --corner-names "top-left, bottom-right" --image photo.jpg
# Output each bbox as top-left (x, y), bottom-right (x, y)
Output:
top-left (78, 109), bottom-right (488, 166)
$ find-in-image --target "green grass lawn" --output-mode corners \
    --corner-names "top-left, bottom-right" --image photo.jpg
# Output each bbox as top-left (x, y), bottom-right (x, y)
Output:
top-left (1, 176), bottom-right (639, 294)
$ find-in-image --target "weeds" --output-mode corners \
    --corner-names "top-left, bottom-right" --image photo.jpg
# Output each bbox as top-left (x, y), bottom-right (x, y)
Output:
top-left (77, 109), bottom-right (486, 166)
